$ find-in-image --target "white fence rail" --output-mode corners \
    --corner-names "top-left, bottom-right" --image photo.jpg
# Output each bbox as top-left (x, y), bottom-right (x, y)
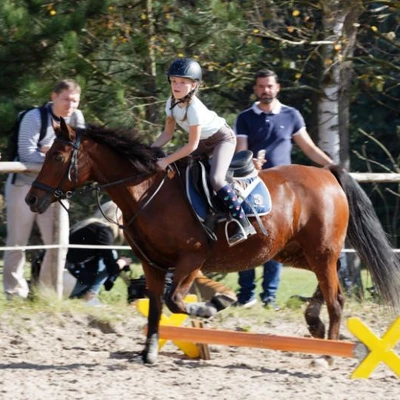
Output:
top-left (1, 161), bottom-right (400, 182)
top-left (0, 161), bottom-right (42, 174)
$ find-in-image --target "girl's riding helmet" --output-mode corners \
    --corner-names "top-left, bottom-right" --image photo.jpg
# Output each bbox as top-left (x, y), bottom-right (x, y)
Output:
top-left (167, 58), bottom-right (202, 82)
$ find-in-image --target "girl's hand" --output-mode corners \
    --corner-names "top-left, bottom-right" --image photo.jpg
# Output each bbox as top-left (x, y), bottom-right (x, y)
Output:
top-left (156, 158), bottom-right (169, 171)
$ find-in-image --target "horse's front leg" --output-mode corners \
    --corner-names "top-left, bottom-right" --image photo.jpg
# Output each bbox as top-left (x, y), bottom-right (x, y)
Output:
top-left (164, 258), bottom-right (218, 318)
top-left (141, 263), bottom-right (166, 364)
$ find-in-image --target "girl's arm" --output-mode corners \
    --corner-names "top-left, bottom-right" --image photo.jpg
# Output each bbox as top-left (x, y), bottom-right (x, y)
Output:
top-left (151, 116), bottom-right (176, 148)
top-left (157, 124), bottom-right (201, 170)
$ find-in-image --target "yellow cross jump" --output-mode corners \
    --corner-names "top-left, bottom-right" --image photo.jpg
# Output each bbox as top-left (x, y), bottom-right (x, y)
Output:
top-left (348, 316), bottom-right (400, 379)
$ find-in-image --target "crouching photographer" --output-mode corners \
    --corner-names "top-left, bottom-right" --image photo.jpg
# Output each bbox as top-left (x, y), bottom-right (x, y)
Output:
top-left (65, 201), bottom-right (131, 306)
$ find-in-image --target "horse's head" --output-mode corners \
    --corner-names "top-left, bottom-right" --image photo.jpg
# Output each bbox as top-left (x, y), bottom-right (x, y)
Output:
top-left (25, 118), bottom-right (85, 214)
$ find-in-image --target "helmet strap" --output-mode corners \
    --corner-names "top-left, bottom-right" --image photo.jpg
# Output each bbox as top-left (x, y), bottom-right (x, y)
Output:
top-left (169, 89), bottom-right (196, 110)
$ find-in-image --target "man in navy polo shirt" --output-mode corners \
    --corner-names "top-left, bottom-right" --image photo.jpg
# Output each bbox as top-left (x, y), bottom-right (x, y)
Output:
top-left (233, 70), bottom-right (333, 310)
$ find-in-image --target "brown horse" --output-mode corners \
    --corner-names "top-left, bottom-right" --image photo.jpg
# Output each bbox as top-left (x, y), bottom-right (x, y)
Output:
top-left (25, 119), bottom-right (400, 364)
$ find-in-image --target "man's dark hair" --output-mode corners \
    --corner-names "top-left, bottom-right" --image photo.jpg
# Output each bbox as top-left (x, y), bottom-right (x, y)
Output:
top-left (52, 79), bottom-right (81, 94)
top-left (254, 70), bottom-right (279, 83)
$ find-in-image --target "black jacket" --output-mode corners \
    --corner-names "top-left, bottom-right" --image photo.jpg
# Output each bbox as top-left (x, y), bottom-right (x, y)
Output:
top-left (66, 222), bottom-right (120, 285)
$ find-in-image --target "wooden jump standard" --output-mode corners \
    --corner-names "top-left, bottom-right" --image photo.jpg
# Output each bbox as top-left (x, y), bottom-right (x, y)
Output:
top-left (155, 325), bottom-right (366, 359)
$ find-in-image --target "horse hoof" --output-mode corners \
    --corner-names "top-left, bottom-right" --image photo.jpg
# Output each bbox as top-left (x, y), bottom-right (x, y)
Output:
top-left (143, 335), bottom-right (159, 364)
top-left (142, 351), bottom-right (158, 364)
top-left (210, 293), bottom-right (237, 311)
top-left (186, 302), bottom-right (218, 318)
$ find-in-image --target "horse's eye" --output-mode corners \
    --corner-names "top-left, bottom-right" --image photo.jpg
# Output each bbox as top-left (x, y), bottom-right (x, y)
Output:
top-left (54, 153), bottom-right (64, 162)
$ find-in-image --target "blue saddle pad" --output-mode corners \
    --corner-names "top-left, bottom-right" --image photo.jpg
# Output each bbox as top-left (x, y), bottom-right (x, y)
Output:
top-left (236, 176), bottom-right (272, 216)
top-left (186, 169), bottom-right (272, 222)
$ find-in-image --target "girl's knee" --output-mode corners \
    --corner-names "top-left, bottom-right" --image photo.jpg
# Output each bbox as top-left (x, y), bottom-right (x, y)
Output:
top-left (209, 178), bottom-right (226, 192)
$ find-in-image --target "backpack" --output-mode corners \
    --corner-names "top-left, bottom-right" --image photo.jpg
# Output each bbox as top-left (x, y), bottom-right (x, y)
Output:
top-left (6, 103), bottom-right (48, 162)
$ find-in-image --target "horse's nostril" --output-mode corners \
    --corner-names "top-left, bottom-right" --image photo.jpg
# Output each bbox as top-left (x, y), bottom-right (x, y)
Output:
top-left (25, 195), bottom-right (37, 206)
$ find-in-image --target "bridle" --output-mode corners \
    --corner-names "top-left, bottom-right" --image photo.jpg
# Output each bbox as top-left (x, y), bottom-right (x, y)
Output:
top-left (31, 129), bottom-right (83, 211)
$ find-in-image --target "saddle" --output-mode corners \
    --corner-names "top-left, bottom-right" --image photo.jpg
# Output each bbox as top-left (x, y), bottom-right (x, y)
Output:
top-left (185, 150), bottom-right (271, 241)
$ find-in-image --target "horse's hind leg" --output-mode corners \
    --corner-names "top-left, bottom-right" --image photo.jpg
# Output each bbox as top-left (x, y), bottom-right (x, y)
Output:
top-left (306, 268), bottom-right (344, 341)
top-left (321, 273), bottom-right (344, 341)
top-left (305, 286), bottom-right (326, 339)
top-left (306, 266), bottom-right (344, 366)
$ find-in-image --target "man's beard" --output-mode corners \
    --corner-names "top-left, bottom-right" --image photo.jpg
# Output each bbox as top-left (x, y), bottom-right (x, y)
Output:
top-left (258, 95), bottom-right (274, 104)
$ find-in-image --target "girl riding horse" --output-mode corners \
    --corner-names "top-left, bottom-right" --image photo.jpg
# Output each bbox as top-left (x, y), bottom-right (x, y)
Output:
top-left (152, 58), bottom-right (255, 246)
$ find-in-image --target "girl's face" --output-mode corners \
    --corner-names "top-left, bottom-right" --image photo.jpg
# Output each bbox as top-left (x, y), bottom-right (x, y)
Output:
top-left (170, 76), bottom-right (197, 100)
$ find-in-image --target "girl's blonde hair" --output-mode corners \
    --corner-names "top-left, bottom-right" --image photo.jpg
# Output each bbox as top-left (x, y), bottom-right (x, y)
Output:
top-left (70, 201), bottom-right (124, 243)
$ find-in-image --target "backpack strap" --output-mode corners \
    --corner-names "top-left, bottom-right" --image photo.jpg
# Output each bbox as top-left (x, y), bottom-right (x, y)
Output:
top-left (38, 103), bottom-right (49, 143)
top-left (11, 103), bottom-right (49, 184)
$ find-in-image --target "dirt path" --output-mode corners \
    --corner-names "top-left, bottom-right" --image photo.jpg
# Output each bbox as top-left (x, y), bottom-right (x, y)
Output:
top-left (0, 303), bottom-right (398, 400)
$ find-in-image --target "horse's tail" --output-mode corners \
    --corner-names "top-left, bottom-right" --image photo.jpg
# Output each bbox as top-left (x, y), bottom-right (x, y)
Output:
top-left (328, 165), bottom-right (400, 311)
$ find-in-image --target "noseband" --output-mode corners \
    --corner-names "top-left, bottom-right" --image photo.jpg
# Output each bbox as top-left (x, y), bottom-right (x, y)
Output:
top-left (31, 129), bottom-right (82, 202)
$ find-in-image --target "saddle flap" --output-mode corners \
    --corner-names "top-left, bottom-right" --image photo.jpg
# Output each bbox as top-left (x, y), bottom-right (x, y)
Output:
top-left (186, 157), bottom-right (271, 222)
top-left (186, 158), bottom-right (219, 213)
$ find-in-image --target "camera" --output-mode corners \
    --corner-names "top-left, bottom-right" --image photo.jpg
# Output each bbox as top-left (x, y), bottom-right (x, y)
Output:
top-left (127, 276), bottom-right (147, 302)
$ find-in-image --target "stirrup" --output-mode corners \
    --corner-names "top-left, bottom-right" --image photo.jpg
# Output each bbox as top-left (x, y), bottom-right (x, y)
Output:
top-left (225, 219), bottom-right (256, 247)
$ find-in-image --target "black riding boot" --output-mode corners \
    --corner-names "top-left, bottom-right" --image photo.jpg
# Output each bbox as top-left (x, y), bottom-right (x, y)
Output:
top-left (216, 185), bottom-right (256, 246)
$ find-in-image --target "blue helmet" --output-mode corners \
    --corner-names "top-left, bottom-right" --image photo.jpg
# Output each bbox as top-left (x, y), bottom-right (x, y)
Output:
top-left (167, 58), bottom-right (202, 82)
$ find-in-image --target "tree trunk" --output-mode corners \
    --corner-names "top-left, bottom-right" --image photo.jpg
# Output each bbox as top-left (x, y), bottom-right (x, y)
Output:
top-left (144, 0), bottom-right (160, 125)
top-left (317, 1), bottom-right (344, 163)
top-left (339, 1), bottom-right (363, 169)
top-left (318, 0), bottom-right (364, 295)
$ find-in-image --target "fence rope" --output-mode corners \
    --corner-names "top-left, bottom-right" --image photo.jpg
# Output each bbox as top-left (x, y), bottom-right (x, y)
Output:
top-left (0, 244), bottom-right (399, 252)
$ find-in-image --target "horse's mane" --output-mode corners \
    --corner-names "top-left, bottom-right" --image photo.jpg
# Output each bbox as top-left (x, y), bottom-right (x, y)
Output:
top-left (83, 124), bottom-right (160, 174)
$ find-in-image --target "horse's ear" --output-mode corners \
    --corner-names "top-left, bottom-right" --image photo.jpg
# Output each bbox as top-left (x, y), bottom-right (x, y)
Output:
top-left (52, 118), bottom-right (61, 137)
top-left (59, 117), bottom-right (68, 133)
top-left (59, 117), bottom-right (75, 141)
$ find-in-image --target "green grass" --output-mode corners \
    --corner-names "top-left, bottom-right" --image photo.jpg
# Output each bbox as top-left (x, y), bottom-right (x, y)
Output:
top-left (215, 266), bottom-right (318, 305)
top-left (0, 261), bottom-right (378, 318)
top-left (208, 266), bottom-right (375, 306)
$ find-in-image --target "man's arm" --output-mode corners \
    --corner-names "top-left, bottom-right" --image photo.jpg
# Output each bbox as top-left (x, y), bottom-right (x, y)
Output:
top-left (293, 129), bottom-right (333, 166)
